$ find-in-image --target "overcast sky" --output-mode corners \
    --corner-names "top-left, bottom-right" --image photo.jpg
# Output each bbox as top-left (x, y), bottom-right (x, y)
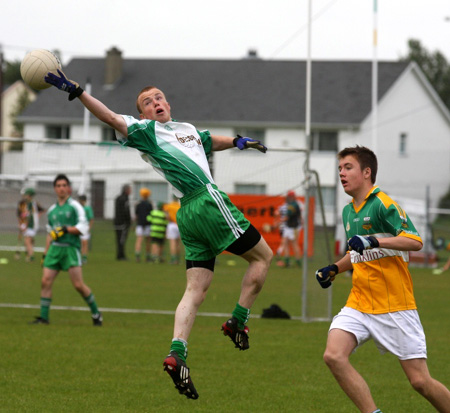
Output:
top-left (2, 0), bottom-right (449, 65)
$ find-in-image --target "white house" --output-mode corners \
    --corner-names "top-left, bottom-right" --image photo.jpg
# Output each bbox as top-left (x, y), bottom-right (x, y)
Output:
top-left (6, 48), bottom-right (450, 230)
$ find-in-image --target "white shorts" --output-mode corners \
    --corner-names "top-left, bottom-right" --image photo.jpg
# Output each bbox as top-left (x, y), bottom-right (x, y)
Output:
top-left (23, 228), bottom-right (37, 237)
top-left (282, 227), bottom-right (298, 241)
top-left (135, 225), bottom-right (151, 237)
top-left (329, 307), bottom-right (427, 360)
top-left (80, 233), bottom-right (91, 241)
top-left (166, 222), bottom-right (180, 240)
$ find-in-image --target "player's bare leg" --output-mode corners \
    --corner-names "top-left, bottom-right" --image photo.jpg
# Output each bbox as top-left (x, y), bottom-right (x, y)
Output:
top-left (24, 236), bottom-right (34, 261)
top-left (164, 267), bottom-right (212, 399)
top-left (323, 329), bottom-right (378, 413)
top-left (222, 237), bottom-right (272, 350)
top-left (400, 358), bottom-right (450, 412)
top-left (135, 235), bottom-right (143, 262)
top-left (29, 268), bottom-right (58, 324)
top-left (237, 237), bottom-right (272, 308)
top-left (173, 267), bottom-right (214, 340)
top-left (68, 266), bottom-right (102, 325)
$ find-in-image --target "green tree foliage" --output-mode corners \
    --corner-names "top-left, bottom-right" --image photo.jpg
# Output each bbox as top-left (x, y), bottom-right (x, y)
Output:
top-left (402, 39), bottom-right (450, 109)
top-left (4, 60), bottom-right (22, 85)
top-left (10, 88), bottom-right (32, 138)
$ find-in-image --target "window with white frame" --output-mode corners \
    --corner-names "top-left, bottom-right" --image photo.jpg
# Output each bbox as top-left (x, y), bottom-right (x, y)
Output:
top-left (102, 127), bottom-right (117, 142)
top-left (45, 125), bottom-right (70, 140)
top-left (234, 183), bottom-right (266, 195)
top-left (310, 131), bottom-right (338, 152)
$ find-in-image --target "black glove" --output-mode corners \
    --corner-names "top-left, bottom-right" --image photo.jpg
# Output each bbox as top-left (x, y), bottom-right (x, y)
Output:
top-left (50, 226), bottom-right (68, 241)
top-left (233, 135), bottom-right (267, 153)
top-left (315, 264), bottom-right (339, 289)
top-left (45, 69), bottom-right (84, 101)
top-left (348, 235), bottom-right (379, 255)
top-left (41, 254), bottom-right (46, 268)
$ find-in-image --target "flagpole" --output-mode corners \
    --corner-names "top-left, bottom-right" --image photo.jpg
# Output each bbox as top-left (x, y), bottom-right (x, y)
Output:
top-left (371, 0), bottom-right (378, 153)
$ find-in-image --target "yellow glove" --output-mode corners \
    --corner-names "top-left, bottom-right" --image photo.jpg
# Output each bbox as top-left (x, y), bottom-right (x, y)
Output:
top-left (50, 226), bottom-right (68, 241)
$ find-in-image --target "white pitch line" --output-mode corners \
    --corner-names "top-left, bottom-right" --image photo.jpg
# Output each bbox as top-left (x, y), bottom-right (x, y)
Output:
top-left (0, 303), bottom-right (303, 320)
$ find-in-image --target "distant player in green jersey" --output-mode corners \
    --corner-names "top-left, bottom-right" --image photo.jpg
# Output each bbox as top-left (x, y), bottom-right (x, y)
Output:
top-left (45, 70), bottom-right (273, 399)
top-left (315, 146), bottom-right (450, 413)
top-left (78, 194), bottom-right (94, 264)
top-left (30, 174), bottom-right (102, 327)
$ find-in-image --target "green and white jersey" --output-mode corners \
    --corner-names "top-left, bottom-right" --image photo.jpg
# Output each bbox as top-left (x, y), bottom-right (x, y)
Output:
top-left (116, 117), bottom-right (214, 198)
top-left (84, 205), bottom-right (94, 222)
top-left (46, 197), bottom-right (88, 249)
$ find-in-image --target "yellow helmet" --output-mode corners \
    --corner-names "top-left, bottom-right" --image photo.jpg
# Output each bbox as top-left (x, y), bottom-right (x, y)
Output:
top-left (140, 188), bottom-right (151, 198)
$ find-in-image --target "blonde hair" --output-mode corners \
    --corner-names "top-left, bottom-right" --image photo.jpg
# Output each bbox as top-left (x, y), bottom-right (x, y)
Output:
top-left (136, 86), bottom-right (157, 114)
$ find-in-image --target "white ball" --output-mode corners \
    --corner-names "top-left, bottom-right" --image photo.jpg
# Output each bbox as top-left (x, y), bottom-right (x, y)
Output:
top-left (20, 49), bottom-right (62, 90)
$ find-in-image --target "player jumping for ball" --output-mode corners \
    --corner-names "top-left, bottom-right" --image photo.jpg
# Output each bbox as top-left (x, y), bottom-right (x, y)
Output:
top-left (45, 70), bottom-right (273, 399)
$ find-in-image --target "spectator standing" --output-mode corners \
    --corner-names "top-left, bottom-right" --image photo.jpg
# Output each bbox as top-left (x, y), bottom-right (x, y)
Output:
top-left (17, 188), bottom-right (45, 262)
top-left (114, 184), bottom-right (131, 261)
top-left (280, 191), bottom-right (302, 268)
top-left (164, 196), bottom-right (181, 264)
top-left (134, 188), bottom-right (154, 262)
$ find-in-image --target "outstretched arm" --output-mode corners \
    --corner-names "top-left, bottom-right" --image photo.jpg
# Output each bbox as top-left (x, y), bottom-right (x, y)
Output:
top-left (78, 93), bottom-right (127, 136)
top-left (45, 70), bottom-right (127, 136)
top-left (211, 134), bottom-right (267, 153)
top-left (211, 135), bottom-right (234, 151)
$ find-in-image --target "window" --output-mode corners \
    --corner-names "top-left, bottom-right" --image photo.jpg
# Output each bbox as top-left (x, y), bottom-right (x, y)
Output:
top-left (310, 131), bottom-right (338, 152)
top-left (399, 133), bottom-right (407, 155)
top-left (234, 128), bottom-right (265, 144)
top-left (234, 183), bottom-right (266, 195)
top-left (102, 127), bottom-right (117, 142)
top-left (45, 125), bottom-right (70, 140)
top-left (310, 185), bottom-right (336, 212)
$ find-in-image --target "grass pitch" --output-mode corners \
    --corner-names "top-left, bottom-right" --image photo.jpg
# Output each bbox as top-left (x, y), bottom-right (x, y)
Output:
top-left (0, 225), bottom-right (449, 412)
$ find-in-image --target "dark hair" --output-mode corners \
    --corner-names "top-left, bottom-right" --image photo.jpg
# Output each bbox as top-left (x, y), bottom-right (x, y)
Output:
top-left (78, 195), bottom-right (87, 202)
top-left (337, 146), bottom-right (378, 184)
top-left (136, 86), bottom-right (157, 114)
top-left (53, 174), bottom-right (71, 187)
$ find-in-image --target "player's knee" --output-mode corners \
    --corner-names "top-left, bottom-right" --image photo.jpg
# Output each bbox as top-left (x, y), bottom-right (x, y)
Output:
top-left (408, 374), bottom-right (431, 395)
top-left (73, 282), bottom-right (85, 293)
top-left (323, 349), bottom-right (345, 369)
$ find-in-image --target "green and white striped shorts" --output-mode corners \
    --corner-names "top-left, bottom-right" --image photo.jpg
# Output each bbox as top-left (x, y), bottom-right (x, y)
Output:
top-left (178, 183), bottom-right (250, 261)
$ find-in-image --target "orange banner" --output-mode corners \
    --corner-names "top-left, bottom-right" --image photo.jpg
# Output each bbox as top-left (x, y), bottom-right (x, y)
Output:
top-left (228, 194), bottom-right (315, 257)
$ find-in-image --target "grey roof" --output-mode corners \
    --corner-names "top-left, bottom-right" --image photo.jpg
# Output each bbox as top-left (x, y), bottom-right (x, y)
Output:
top-left (20, 58), bottom-right (409, 127)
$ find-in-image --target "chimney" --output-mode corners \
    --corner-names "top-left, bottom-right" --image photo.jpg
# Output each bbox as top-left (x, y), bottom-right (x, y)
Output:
top-left (104, 46), bottom-right (123, 88)
top-left (244, 49), bottom-right (260, 60)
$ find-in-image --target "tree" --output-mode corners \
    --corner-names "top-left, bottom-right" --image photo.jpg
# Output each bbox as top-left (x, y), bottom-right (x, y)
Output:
top-left (402, 39), bottom-right (450, 109)
top-left (4, 60), bottom-right (22, 85)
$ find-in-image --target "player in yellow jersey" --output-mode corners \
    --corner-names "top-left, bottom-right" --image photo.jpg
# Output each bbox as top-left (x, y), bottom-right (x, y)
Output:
top-left (164, 196), bottom-right (181, 264)
top-left (315, 146), bottom-right (450, 413)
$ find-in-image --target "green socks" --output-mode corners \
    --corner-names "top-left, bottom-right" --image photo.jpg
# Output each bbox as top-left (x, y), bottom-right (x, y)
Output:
top-left (84, 293), bottom-right (100, 315)
top-left (232, 303), bottom-right (250, 329)
top-left (170, 338), bottom-right (188, 362)
top-left (40, 297), bottom-right (51, 321)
